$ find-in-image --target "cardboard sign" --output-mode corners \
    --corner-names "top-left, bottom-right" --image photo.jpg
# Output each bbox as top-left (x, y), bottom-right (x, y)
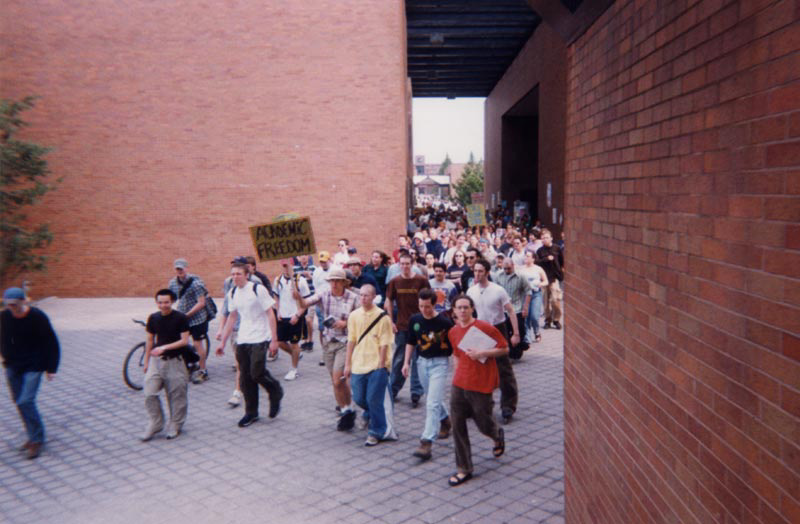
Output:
top-left (465, 204), bottom-right (487, 227)
top-left (471, 192), bottom-right (484, 204)
top-left (249, 216), bottom-right (316, 262)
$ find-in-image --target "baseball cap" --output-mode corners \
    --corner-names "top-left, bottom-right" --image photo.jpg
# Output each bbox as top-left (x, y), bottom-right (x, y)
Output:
top-left (318, 251), bottom-right (331, 262)
top-left (231, 256), bottom-right (248, 264)
top-left (174, 258), bottom-right (188, 269)
top-left (3, 287), bottom-right (25, 301)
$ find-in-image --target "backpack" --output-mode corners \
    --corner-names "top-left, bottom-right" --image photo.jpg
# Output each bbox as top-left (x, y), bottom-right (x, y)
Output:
top-left (230, 282), bottom-right (260, 299)
top-left (178, 276), bottom-right (216, 320)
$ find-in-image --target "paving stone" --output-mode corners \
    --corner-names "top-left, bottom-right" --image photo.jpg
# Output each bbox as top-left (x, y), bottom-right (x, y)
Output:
top-left (0, 298), bottom-right (565, 524)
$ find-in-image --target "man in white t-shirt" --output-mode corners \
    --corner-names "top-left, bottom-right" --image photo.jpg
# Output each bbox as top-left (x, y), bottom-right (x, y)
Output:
top-left (274, 259), bottom-right (311, 381)
top-left (312, 251), bottom-right (333, 365)
top-left (466, 259), bottom-right (520, 424)
top-left (217, 262), bottom-right (283, 427)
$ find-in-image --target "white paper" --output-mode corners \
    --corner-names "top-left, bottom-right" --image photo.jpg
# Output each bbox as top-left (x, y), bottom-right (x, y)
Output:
top-left (459, 325), bottom-right (497, 363)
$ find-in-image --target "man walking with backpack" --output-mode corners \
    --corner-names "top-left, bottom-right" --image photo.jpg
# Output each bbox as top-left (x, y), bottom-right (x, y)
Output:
top-left (216, 262), bottom-right (283, 427)
top-left (168, 258), bottom-right (211, 383)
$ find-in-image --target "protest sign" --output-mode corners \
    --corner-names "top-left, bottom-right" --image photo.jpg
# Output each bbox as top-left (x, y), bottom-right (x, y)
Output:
top-left (249, 216), bottom-right (316, 262)
top-left (465, 204), bottom-right (487, 227)
top-left (471, 192), bottom-right (484, 204)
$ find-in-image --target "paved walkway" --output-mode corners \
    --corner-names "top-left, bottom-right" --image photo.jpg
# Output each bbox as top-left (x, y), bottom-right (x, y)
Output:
top-left (1, 298), bottom-right (564, 524)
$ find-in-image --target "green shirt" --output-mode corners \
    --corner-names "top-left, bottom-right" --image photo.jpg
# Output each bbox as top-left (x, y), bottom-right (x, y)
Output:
top-left (492, 271), bottom-right (531, 313)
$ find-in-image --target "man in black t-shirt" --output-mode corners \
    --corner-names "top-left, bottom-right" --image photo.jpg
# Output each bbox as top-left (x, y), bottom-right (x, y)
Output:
top-left (402, 288), bottom-right (454, 461)
top-left (536, 229), bottom-right (565, 330)
top-left (141, 289), bottom-right (191, 442)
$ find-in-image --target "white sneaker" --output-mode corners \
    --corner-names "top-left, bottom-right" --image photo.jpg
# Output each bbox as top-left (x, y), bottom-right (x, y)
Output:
top-left (227, 390), bottom-right (242, 407)
top-left (284, 368), bottom-right (299, 381)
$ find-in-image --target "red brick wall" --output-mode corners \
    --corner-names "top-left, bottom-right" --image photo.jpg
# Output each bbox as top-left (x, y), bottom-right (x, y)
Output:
top-left (564, 0), bottom-right (800, 523)
top-left (485, 23), bottom-right (568, 234)
top-left (0, 0), bottom-right (409, 296)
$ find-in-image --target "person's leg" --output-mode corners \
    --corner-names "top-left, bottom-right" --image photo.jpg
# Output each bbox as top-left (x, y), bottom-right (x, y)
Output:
top-left (250, 341), bottom-right (283, 401)
top-left (164, 358), bottom-right (189, 435)
top-left (496, 355), bottom-right (518, 418)
top-left (143, 361), bottom-right (165, 438)
top-left (449, 385), bottom-right (474, 475)
top-left (365, 368), bottom-right (396, 440)
top-left (542, 284), bottom-right (553, 327)
top-left (350, 372), bottom-right (368, 413)
top-left (409, 348), bottom-right (423, 400)
top-left (530, 291), bottom-right (542, 338)
top-left (191, 321), bottom-right (209, 372)
top-left (236, 343), bottom-right (258, 416)
top-left (551, 280), bottom-right (563, 325)
top-left (327, 342), bottom-right (351, 408)
top-left (466, 389), bottom-right (501, 441)
top-left (9, 370), bottom-right (46, 444)
top-left (420, 357), bottom-right (450, 442)
top-left (389, 331), bottom-right (407, 398)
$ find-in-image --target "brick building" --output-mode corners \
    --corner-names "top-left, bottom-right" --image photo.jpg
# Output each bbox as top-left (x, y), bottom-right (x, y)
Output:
top-left (1, 0), bottom-right (411, 296)
top-left (3, 1), bottom-right (799, 523)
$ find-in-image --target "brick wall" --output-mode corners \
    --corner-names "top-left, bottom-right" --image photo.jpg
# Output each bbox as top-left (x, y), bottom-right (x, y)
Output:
top-left (564, 0), bottom-right (800, 523)
top-left (0, 0), bottom-right (409, 296)
top-left (485, 23), bottom-right (568, 234)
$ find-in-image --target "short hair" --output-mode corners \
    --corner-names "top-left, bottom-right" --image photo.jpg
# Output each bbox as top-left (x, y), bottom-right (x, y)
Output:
top-left (339, 238), bottom-right (349, 245)
top-left (433, 262), bottom-right (447, 271)
top-left (465, 247), bottom-right (480, 256)
top-left (155, 288), bottom-right (177, 301)
top-left (398, 252), bottom-right (412, 262)
top-left (418, 288), bottom-right (437, 304)
top-left (453, 294), bottom-right (474, 309)
top-left (541, 228), bottom-right (552, 237)
top-left (245, 256), bottom-right (257, 266)
top-left (474, 259), bottom-right (492, 272)
top-left (231, 262), bottom-right (248, 273)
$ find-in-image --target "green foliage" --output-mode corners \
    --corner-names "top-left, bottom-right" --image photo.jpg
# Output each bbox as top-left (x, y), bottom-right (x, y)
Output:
top-left (438, 153), bottom-right (452, 175)
top-left (0, 96), bottom-right (59, 286)
top-left (452, 152), bottom-right (484, 207)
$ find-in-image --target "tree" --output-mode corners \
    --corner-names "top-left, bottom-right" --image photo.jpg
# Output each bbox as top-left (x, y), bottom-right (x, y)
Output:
top-left (0, 97), bottom-right (59, 287)
top-left (438, 153), bottom-right (452, 175)
top-left (452, 152), bottom-right (484, 207)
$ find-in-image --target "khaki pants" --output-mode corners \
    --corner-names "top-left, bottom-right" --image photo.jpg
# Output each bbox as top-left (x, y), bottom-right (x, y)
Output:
top-left (144, 357), bottom-right (189, 433)
top-left (543, 279), bottom-right (563, 323)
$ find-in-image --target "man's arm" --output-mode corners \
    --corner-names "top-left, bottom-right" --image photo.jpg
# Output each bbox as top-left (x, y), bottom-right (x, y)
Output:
top-left (378, 344), bottom-right (389, 370)
top-left (384, 281), bottom-right (397, 333)
top-left (151, 331), bottom-right (189, 356)
top-left (144, 333), bottom-right (155, 373)
top-left (266, 305), bottom-right (279, 355)
top-left (343, 340), bottom-right (355, 379)
top-left (504, 302), bottom-right (520, 345)
top-left (216, 310), bottom-right (238, 355)
top-left (401, 343), bottom-right (415, 377)
top-left (185, 287), bottom-right (206, 317)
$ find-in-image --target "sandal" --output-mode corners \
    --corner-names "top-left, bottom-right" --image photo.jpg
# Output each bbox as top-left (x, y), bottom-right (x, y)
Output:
top-left (448, 472), bottom-right (473, 487)
top-left (493, 427), bottom-right (505, 458)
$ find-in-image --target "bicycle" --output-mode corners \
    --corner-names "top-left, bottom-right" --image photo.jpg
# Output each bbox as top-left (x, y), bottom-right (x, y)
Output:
top-left (123, 319), bottom-right (209, 391)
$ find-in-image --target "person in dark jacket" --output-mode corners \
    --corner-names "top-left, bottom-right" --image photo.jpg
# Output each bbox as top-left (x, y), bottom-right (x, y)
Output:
top-left (535, 229), bottom-right (565, 329)
top-left (1, 287), bottom-right (60, 459)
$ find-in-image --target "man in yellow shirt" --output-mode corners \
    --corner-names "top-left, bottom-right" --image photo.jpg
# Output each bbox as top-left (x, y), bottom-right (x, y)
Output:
top-left (344, 284), bottom-right (398, 446)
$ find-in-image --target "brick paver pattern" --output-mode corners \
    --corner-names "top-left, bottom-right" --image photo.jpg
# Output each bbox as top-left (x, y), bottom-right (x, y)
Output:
top-left (1, 299), bottom-right (564, 524)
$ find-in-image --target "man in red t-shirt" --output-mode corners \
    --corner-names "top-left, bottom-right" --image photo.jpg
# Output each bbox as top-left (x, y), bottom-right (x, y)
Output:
top-left (445, 294), bottom-right (508, 487)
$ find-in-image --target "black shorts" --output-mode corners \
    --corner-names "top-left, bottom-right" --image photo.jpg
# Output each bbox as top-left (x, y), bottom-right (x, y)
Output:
top-left (189, 321), bottom-right (209, 340)
top-left (277, 318), bottom-right (303, 344)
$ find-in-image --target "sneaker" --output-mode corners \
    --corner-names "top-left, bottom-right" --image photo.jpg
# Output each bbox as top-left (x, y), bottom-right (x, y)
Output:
top-left (543, 321), bottom-right (552, 329)
top-left (269, 387), bottom-right (284, 418)
top-left (337, 409), bottom-right (356, 431)
top-left (553, 321), bottom-right (562, 330)
top-left (238, 414), bottom-right (259, 427)
top-left (413, 439), bottom-right (433, 460)
top-left (318, 360), bottom-right (325, 366)
top-left (301, 341), bottom-right (313, 351)
top-left (364, 435), bottom-right (380, 447)
top-left (192, 369), bottom-right (209, 384)
top-left (26, 442), bottom-right (42, 460)
top-left (227, 390), bottom-right (242, 407)
top-left (140, 424), bottom-right (163, 442)
top-left (438, 417), bottom-right (451, 439)
top-left (284, 368), bottom-right (299, 381)
top-left (166, 428), bottom-right (180, 440)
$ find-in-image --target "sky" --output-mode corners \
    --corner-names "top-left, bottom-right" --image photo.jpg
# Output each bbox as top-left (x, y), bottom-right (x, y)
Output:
top-left (412, 97), bottom-right (485, 164)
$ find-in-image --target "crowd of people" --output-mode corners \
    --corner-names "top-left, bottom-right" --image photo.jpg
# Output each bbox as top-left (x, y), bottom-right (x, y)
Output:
top-left (2, 201), bottom-right (565, 486)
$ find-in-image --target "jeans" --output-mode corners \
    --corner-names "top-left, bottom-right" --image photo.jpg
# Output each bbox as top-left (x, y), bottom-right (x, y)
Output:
top-left (351, 368), bottom-right (397, 440)
top-left (527, 290), bottom-right (543, 336)
top-left (417, 356), bottom-right (450, 442)
top-left (389, 330), bottom-right (423, 399)
top-left (6, 368), bottom-right (45, 444)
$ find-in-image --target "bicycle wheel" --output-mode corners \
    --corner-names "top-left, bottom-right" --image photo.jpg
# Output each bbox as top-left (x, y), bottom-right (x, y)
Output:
top-left (123, 342), bottom-right (146, 391)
